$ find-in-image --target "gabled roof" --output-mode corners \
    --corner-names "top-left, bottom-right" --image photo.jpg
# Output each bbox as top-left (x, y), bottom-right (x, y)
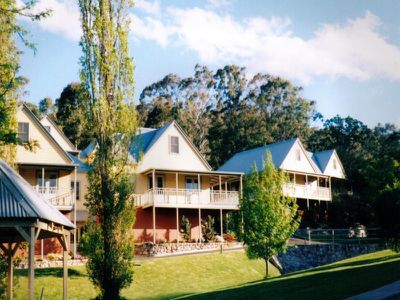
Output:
top-left (82, 121), bottom-right (213, 171)
top-left (41, 115), bottom-right (78, 153)
top-left (19, 104), bottom-right (74, 165)
top-left (0, 159), bottom-right (74, 229)
top-left (218, 138), bottom-right (298, 174)
top-left (312, 150), bottom-right (335, 173)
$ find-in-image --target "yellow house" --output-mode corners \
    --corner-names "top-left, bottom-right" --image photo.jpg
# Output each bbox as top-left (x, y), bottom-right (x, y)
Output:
top-left (81, 121), bottom-right (243, 243)
top-left (16, 104), bottom-right (79, 254)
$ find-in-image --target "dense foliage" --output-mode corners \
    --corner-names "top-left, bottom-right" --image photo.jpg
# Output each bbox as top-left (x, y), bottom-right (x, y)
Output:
top-left (240, 152), bottom-right (300, 277)
top-left (138, 65), bottom-right (316, 167)
top-left (77, 0), bottom-right (138, 298)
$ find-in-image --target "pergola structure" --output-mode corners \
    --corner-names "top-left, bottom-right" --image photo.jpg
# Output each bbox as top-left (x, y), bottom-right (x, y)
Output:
top-left (0, 159), bottom-right (74, 300)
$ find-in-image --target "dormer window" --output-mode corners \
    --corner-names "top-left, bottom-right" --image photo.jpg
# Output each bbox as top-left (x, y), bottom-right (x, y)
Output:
top-left (170, 136), bottom-right (179, 154)
top-left (296, 149), bottom-right (301, 161)
top-left (18, 122), bottom-right (29, 143)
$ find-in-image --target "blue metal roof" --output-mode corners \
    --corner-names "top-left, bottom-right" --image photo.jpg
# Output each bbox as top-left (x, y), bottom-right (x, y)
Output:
top-left (312, 150), bottom-right (335, 173)
top-left (0, 159), bottom-right (74, 229)
top-left (218, 138), bottom-right (298, 174)
top-left (67, 153), bottom-right (91, 173)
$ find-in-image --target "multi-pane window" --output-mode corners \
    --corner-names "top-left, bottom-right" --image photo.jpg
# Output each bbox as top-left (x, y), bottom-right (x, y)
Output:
top-left (18, 122), bottom-right (29, 143)
top-left (170, 136), bottom-right (179, 154)
top-left (185, 177), bottom-right (199, 190)
top-left (71, 181), bottom-right (80, 200)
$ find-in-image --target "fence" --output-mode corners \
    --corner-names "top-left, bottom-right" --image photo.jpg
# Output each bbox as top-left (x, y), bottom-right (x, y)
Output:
top-left (294, 228), bottom-right (382, 245)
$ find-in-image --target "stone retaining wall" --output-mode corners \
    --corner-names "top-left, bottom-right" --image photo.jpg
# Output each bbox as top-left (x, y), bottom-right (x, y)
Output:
top-left (278, 243), bottom-right (384, 274)
top-left (135, 242), bottom-right (243, 257)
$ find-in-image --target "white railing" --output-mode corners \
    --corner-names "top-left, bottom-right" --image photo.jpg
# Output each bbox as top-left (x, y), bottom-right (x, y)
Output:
top-left (34, 186), bottom-right (75, 208)
top-left (283, 183), bottom-right (331, 201)
top-left (134, 188), bottom-right (239, 208)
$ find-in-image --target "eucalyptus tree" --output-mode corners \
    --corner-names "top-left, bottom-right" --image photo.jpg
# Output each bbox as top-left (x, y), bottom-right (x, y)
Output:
top-left (78, 0), bottom-right (138, 299)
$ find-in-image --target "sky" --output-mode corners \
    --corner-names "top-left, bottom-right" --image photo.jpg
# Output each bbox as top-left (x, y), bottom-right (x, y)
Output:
top-left (17, 0), bottom-right (400, 128)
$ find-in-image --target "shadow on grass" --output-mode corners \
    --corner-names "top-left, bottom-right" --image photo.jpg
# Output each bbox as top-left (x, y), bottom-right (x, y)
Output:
top-left (16, 267), bottom-right (86, 278)
top-left (288, 253), bottom-right (400, 276)
top-left (181, 254), bottom-right (400, 300)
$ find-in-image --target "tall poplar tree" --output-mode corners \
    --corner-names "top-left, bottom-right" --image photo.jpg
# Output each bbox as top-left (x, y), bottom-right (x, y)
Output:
top-left (239, 152), bottom-right (300, 277)
top-left (78, 0), bottom-right (138, 299)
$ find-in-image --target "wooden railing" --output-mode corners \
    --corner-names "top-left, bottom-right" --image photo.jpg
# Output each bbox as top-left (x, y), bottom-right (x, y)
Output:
top-left (134, 188), bottom-right (239, 208)
top-left (283, 183), bottom-right (331, 200)
top-left (34, 186), bottom-right (75, 208)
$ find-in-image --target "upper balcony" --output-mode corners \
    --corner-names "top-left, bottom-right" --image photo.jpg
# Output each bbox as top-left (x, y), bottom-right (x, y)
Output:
top-left (34, 186), bottom-right (75, 210)
top-left (283, 183), bottom-right (331, 201)
top-left (135, 188), bottom-right (240, 210)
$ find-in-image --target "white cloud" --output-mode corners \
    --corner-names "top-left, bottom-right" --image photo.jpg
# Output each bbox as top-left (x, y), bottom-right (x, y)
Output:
top-left (135, 0), bottom-right (160, 16)
top-left (132, 8), bottom-right (400, 84)
top-left (28, 0), bottom-right (81, 41)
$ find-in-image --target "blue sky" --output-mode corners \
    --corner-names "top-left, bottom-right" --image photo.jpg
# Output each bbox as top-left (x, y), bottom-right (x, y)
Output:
top-left (18, 0), bottom-right (400, 127)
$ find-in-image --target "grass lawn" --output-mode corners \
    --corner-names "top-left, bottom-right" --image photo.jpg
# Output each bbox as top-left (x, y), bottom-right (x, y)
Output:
top-left (13, 250), bottom-right (279, 299)
top-left (186, 249), bottom-right (400, 300)
top-left (12, 249), bottom-right (400, 300)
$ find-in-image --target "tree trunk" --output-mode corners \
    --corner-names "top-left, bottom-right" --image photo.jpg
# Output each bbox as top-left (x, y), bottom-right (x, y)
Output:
top-left (265, 257), bottom-right (269, 278)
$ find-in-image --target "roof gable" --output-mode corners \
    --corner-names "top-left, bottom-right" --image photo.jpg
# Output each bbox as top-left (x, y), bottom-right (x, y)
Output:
top-left (16, 105), bottom-right (73, 166)
top-left (0, 159), bottom-right (74, 228)
top-left (137, 121), bottom-right (212, 172)
top-left (40, 116), bottom-right (77, 153)
top-left (280, 139), bottom-right (321, 174)
top-left (314, 150), bottom-right (346, 179)
top-left (218, 138), bottom-right (297, 173)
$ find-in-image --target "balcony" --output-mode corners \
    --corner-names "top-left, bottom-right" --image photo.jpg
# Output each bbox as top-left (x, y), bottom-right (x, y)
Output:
top-left (34, 186), bottom-right (75, 210)
top-left (134, 188), bottom-right (240, 210)
top-left (283, 183), bottom-right (331, 201)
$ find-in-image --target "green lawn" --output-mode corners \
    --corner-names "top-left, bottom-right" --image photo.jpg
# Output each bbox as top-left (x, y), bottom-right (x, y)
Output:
top-left (186, 250), bottom-right (400, 300)
top-left (12, 249), bottom-right (400, 300)
top-left (14, 250), bottom-right (279, 299)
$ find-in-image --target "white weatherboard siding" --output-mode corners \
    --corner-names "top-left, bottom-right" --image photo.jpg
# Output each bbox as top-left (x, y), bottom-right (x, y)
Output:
top-left (41, 117), bottom-right (76, 152)
top-left (322, 152), bottom-right (346, 179)
top-left (16, 109), bottom-right (71, 165)
top-left (280, 141), bottom-right (316, 174)
top-left (137, 124), bottom-right (210, 173)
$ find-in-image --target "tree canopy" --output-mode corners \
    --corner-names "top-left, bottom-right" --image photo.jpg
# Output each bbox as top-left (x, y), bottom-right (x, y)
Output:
top-left (239, 152), bottom-right (300, 277)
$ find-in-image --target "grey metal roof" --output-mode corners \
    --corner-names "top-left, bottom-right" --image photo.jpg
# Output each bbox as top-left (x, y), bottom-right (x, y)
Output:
top-left (312, 150), bottom-right (335, 173)
top-left (218, 138), bottom-right (298, 174)
top-left (0, 159), bottom-right (74, 229)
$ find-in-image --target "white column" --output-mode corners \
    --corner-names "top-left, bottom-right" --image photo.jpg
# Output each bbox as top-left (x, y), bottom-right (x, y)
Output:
top-left (29, 227), bottom-right (35, 300)
top-left (152, 206), bottom-right (156, 244)
top-left (225, 181), bottom-right (228, 199)
top-left (41, 167), bottom-right (45, 193)
top-left (220, 209), bottom-right (223, 236)
top-left (152, 169), bottom-right (156, 205)
top-left (7, 244), bottom-right (13, 300)
top-left (219, 175), bottom-right (222, 201)
top-left (198, 208), bottom-right (202, 243)
top-left (63, 237), bottom-right (68, 300)
top-left (197, 174), bottom-right (201, 204)
top-left (73, 167), bottom-right (77, 258)
top-left (176, 207), bottom-right (179, 244)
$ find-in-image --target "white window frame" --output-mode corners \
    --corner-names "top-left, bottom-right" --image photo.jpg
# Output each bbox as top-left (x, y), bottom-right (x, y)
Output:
top-left (170, 135), bottom-right (179, 154)
top-left (18, 122), bottom-right (29, 143)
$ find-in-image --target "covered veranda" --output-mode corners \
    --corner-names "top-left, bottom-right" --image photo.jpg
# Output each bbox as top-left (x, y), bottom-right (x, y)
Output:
top-left (0, 159), bottom-right (74, 300)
